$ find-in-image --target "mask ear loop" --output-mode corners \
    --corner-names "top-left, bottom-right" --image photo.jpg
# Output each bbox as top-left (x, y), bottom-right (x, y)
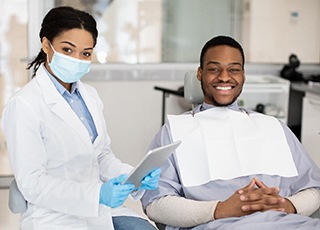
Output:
top-left (46, 41), bottom-right (55, 65)
top-left (48, 41), bottom-right (56, 52)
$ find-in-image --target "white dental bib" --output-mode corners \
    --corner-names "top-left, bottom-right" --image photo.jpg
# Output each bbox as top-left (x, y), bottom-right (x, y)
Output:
top-left (168, 107), bottom-right (298, 187)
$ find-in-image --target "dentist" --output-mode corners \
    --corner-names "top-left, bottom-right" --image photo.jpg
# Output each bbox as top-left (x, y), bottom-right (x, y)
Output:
top-left (2, 6), bottom-right (159, 230)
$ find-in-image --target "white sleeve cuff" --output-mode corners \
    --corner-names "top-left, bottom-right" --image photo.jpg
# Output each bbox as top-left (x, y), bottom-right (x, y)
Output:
top-left (287, 188), bottom-right (320, 216)
top-left (146, 195), bottom-right (218, 228)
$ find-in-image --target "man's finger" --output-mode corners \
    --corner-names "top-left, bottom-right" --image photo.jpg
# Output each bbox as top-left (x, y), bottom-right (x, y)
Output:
top-left (238, 179), bottom-right (256, 194)
top-left (254, 177), bottom-right (267, 188)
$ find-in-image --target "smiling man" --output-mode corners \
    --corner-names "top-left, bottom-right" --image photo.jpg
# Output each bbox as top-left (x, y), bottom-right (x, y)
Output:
top-left (198, 40), bottom-right (245, 106)
top-left (141, 36), bottom-right (320, 230)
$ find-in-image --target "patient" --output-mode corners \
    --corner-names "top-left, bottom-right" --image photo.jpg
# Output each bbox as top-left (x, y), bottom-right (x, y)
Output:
top-left (141, 35), bottom-right (320, 229)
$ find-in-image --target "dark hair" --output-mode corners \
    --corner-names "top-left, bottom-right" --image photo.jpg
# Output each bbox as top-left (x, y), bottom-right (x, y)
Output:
top-left (199, 35), bottom-right (245, 69)
top-left (27, 6), bottom-right (98, 76)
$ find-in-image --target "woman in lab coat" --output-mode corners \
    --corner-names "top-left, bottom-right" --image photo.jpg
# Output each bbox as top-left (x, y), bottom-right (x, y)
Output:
top-left (1, 6), bottom-right (159, 230)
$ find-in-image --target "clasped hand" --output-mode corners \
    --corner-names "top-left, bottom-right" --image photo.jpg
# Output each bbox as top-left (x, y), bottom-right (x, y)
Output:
top-left (214, 177), bottom-right (296, 219)
top-left (99, 168), bottom-right (161, 208)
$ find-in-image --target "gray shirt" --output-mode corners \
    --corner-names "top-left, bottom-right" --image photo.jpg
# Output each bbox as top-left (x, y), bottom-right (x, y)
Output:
top-left (141, 102), bottom-right (320, 230)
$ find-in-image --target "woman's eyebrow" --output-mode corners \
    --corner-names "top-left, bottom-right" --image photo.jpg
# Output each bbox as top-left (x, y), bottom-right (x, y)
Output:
top-left (61, 41), bottom-right (76, 47)
top-left (60, 41), bottom-right (93, 50)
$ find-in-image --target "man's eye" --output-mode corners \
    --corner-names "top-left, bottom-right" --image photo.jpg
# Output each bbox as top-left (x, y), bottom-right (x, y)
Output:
top-left (229, 68), bottom-right (241, 73)
top-left (209, 68), bottom-right (220, 73)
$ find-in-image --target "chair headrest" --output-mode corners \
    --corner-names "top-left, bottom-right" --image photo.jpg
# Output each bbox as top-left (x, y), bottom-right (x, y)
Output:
top-left (184, 71), bottom-right (204, 105)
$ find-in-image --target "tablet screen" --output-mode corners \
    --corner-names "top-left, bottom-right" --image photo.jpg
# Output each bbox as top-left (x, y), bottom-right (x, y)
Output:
top-left (123, 140), bottom-right (181, 188)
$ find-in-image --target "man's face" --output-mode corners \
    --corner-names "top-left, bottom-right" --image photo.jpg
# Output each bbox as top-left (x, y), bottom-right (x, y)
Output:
top-left (197, 45), bottom-right (245, 106)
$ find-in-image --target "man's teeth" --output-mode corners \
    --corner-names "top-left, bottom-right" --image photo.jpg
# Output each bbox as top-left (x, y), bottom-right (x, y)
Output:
top-left (216, 86), bottom-right (232, 90)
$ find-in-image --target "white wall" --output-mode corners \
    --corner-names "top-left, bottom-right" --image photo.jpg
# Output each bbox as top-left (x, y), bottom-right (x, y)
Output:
top-left (242, 0), bottom-right (320, 63)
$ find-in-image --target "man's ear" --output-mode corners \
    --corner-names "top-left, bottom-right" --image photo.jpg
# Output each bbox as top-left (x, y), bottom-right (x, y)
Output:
top-left (41, 37), bottom-right (50, 54)
top-left (197, 67), bottom-right (202, 81)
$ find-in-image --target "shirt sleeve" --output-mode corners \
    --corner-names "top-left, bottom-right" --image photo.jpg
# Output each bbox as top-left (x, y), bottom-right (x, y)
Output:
top-left (146, 195), bottom-right (218, 228)
top-left (287, 188), bottom-right (320, 216)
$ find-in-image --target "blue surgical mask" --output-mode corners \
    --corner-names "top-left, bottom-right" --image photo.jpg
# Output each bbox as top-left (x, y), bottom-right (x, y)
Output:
top-left (48, 43), bottom-right (91, 83)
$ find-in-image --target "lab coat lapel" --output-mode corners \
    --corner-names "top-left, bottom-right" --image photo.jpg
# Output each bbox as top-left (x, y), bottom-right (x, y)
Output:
top-left (35, 66), bottom-right (92, 148)
top-left (76, 81), bottom-right (103, 145)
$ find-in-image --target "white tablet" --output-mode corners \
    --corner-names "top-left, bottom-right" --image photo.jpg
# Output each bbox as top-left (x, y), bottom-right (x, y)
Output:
top-left (123, 140), bottom-right (181, 188)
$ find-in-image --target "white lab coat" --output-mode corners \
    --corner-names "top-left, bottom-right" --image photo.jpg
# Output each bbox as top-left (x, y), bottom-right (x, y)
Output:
top-left (2, 65), bottom-right (139, 229)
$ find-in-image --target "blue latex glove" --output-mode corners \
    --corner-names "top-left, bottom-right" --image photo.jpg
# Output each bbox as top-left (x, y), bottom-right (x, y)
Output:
top-left (99, 174), bottom-right (135, 208)
top-left (138, 168), bottom-right (161, 190)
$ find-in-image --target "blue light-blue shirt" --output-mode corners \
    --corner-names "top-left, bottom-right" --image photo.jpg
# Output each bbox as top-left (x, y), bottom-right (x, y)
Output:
top-left (46, 71), bottom-right (98, 143)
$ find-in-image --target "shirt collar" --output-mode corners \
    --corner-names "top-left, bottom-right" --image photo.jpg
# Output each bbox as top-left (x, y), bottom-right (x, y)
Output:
top-left (44, 66), bottom-right (79, 95)
top-left (200, 101), bottom-right (239, 111)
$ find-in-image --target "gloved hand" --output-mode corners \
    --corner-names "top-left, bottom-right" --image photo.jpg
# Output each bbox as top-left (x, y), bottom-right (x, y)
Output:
top-left (99, 174), bottom-right (135, 208)
top-left (138, 168), bottom-right (161, 190)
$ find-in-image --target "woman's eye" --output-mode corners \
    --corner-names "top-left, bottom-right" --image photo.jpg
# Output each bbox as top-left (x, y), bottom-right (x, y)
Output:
top-left (62, 47), bottom-right (72, 53)
top-left (83, 52), bottom-right (92, 57)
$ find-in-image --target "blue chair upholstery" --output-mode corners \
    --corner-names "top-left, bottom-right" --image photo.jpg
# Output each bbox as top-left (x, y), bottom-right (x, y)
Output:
top-left (8, 179), bottom-right (27, 213)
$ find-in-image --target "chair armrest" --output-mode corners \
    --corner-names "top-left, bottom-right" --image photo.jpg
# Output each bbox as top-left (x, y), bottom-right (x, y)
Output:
top-left (8, 179), bottom-right (27, 214)
top-left (310, 207), bottom-right (320, 219)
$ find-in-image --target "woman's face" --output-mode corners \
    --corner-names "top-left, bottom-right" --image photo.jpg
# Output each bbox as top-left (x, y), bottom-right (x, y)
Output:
top-left (42, 28), bottom-right (94, 86)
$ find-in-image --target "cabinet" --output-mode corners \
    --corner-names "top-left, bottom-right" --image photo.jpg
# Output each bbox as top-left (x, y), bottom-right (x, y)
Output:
top-left (301, 92), bottom-right (320, 167)
top-left (238, 75), bottom-right (290, 124)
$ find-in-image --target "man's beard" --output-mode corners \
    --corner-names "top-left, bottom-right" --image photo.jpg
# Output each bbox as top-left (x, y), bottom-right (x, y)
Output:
top-left (200, 79), bottom-right (243, 106)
